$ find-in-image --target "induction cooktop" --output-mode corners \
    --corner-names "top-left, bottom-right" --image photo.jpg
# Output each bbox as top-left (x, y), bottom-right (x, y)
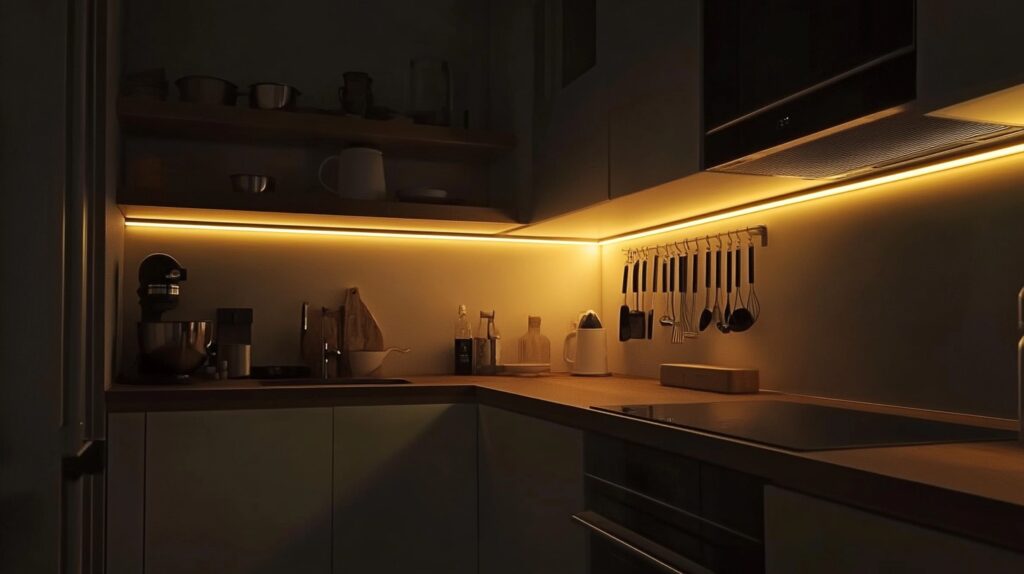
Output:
top-left (593, 400), bottom-right (1017, 451)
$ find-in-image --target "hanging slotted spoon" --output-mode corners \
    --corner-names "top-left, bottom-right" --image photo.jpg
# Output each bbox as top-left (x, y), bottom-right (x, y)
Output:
top-left (660, 255), bottom-right (675, 327)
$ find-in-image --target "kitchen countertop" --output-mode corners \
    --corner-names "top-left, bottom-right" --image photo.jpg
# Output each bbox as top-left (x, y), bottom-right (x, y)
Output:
top-left (106, 374), bottom-right (1024, 552)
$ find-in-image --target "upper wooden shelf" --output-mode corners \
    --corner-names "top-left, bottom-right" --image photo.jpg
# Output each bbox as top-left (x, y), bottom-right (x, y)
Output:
top-left (118, 97), bottom-right (516, 162)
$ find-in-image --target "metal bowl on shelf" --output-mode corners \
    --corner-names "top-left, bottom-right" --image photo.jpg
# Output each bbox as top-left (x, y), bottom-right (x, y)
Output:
top-left (230, 174), bottom-right (274, 194)
top-left (248, 82), bottom-right (300, 110)
top-left (176, 75), bottom-right (238, 105)
top-left (137, 320), bottom-right (212, 375)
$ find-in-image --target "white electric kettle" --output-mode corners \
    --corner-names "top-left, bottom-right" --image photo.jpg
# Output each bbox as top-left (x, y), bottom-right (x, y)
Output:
top-left (564, 311), bottom-right (609, 376)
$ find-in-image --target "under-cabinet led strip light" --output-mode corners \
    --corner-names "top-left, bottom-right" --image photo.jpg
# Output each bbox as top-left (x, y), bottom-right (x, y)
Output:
top-left (125, 140), bottom-right (1024, 246)
top-left (123, 220), bottom-right (596, 246)
top-left (599, 141), bottom-right (1024, 245)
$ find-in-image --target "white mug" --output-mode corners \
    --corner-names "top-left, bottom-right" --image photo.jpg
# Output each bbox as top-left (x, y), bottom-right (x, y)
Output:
top-left (564, 327), bottom-right (609, 376)
top-left (318, 147), bottom-right (386, 200)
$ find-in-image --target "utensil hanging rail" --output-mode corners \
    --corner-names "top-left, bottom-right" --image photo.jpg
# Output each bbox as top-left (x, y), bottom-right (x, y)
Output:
top-left (620, 225), bottom-right (768, 257)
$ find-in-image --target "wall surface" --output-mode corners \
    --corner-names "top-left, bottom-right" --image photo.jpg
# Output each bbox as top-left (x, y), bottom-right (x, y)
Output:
top-left (123, 229), bottom-right (601, 377)
top-left (602, 152), bottom-right (1024, 419)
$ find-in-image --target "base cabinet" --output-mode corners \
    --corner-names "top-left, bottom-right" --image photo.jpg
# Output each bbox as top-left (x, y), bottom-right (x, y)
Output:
top-left (764, 487), bottom-right (1024, 573)
top-left (332, 404), bottom-right (478, 573)
top-left (144, 408), bottom-right (334, 574)
top-left (108, 405), bottom-right (476, 574)
top-left (478, 406), bottom-right (587, 574)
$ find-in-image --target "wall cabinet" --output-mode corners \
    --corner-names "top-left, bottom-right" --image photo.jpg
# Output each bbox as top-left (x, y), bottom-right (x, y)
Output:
top-left (605, 0), bottom-right (701, 199)
top-left (332, 404), bottom-right (477, 574)
top-left (144, 409), bottom-right (334, 574)
top-left (478, 406), bottom-right (587, 574)
top-left (531, 0), bottom-right (701, 220)
top-left (764, 487), bottom-right (1024, 573)
top-left (532, 0), bottom-right (609, 221)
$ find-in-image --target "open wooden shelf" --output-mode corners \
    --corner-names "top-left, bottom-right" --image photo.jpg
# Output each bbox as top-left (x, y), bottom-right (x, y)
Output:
top-left (118, 97), bottom-right (517, 162)
top-left (118, 187), bottom-right (522, 235)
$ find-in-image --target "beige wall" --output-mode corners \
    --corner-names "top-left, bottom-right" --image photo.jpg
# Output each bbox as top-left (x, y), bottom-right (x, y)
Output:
top-left (602, 152), bottom-right (1024, 419)
top-left (123, 229), bottom-right (601, 377)
top-left (121, 146), bottom-right (1024, 417)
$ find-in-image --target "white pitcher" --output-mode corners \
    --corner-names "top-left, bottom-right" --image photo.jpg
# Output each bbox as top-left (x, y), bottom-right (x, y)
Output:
top-left (564, 326), bottom-right (609, 376)
top-left (318, 147), bottom-right (386, 200)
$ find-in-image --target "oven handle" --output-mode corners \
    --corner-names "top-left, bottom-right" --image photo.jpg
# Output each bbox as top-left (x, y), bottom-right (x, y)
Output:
top-left (570, 511), bottom-right (713, 574)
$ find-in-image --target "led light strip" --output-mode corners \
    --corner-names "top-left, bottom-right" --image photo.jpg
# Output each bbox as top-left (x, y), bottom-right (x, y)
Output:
top-left (123, 220), bottom-right (597, 246)
top-left (599, 141), bottom-right (1024, 245)
top-left (126, 140), bottom-right (1024, 246)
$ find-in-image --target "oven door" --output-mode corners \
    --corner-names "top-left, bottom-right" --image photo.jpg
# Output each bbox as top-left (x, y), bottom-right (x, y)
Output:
top-left (576, 472), bottom-right (764, 573)
top-left (573, 511), bottom-right (712, 574)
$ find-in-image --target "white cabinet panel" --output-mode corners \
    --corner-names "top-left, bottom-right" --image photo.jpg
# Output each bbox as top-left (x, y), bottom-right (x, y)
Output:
top-left (765, 486), bottom-right (1024, 574)
top-left (478, 405), bottom-right (586, 574)
top-left (333, 404), bottom-right (477, 574)
top-left (145, 409), bottom-right (333, 574)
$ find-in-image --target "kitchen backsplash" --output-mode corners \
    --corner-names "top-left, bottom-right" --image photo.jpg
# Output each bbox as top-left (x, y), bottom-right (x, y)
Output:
top-left (121, 151), bottom-right (1024, 418)
top-left (602, 151), bottom-right (1024, 419)
top-left (122, 230), bottom-right (601, 377)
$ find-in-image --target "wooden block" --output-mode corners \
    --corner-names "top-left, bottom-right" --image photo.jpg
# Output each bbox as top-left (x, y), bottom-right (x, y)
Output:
top-left (659, 363), bottom-right (759, 394)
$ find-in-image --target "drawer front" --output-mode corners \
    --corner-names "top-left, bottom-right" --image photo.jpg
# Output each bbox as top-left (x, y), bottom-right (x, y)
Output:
top-left (586, 434), bottom-right (701, 513)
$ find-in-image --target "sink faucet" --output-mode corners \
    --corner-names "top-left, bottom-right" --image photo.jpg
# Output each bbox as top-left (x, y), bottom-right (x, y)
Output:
top-left (321, 306), bottom-right (343, 380)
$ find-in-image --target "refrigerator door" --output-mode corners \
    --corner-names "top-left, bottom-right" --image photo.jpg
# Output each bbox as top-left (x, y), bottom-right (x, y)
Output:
top-left (0, 1), bottom-right (114, 573)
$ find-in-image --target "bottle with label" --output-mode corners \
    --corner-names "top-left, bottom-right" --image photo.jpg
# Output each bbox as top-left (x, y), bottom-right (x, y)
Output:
top-left (474, 310), bottom-right (497, 375)
top-left (454, 305), bottom-right (473, 375)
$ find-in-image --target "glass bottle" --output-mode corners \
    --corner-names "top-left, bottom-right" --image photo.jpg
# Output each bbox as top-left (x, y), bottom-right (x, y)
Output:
top-left (454, 305), bottom-right (473, 375)
top-left (516, 316), bottom-right (551, 364)
top-left (474, 310), bottom-right (496, 375)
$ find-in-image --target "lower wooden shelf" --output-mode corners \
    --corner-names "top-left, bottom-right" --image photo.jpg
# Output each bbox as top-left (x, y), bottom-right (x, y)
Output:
top-left (118, 188), bottom-right (522, 235)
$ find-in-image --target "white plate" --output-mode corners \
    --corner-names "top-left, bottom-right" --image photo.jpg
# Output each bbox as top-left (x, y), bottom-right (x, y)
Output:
top-left (499, 363), bottom-right (550, 377)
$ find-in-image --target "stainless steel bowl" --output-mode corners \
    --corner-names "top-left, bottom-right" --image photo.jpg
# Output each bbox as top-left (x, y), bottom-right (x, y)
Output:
top-left (176, 75), bottom-right (238, 105)
top-left (230, 174), bottom-right (274, 194)
top-left (138, 321), bottom-right (212, 375)
top-left (248, 82), bottom-right (299, 110)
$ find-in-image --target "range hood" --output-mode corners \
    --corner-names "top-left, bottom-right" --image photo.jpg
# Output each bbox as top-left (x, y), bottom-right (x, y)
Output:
top-left (710, 109), bottom-right (1022, 180)
top-left (702, 0), bottom-right (1024, 181)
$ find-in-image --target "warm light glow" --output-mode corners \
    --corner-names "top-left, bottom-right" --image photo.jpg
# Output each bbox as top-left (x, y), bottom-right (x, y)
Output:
top-left (125, 140), bottom-right (1024, 247)
top-left (124, 220), bottom-right (597, 246)
top-left (600, 141), bottom-right (1024, 245)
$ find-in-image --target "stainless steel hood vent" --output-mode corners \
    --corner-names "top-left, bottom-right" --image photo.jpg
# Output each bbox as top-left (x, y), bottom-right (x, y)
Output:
top-left (710, 114), bottom-right (1022, 180)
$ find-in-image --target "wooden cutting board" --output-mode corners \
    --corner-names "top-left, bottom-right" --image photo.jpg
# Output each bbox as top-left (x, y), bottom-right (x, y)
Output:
top-left (342, 287), bottom-right (384, 352)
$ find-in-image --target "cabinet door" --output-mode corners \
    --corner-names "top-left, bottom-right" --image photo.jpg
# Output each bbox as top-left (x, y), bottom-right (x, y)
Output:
top-left (532, 0), bottom-right (610, 221)
top-left (605, 0), bottom-right (701, 199)
top-left (478, 406), bottom-right (586, 574)
top-left (918, 0), bottom-right (1024, 107)
top-left (765, 487), bottom-right (1024, 573)
top-left (333, 404), bottom-right (477, 574)
top-left (145, 408), bottom-right (333, 574)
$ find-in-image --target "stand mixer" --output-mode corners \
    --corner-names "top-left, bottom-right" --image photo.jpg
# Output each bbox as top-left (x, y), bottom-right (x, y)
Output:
top-left (136, 253), bottom-right (211, 378)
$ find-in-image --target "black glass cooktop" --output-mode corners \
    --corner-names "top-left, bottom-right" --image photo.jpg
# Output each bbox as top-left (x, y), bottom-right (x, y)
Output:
top-left (594, 400), bottom-right (1017, 451)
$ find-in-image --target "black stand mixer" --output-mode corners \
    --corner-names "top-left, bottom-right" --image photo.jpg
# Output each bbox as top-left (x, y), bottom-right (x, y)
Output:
top-left (136, 254), bottom-right (211, 378)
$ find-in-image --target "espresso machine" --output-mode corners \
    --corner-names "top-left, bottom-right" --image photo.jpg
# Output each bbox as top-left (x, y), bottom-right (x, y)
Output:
top-left (136, 253), bottom-right (211, 378)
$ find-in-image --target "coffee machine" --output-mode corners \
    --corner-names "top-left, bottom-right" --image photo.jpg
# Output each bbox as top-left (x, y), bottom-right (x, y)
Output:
top-left (136, 253), bottom-right (211, 377)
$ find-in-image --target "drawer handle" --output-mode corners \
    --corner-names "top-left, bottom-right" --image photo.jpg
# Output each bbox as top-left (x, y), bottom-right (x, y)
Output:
top-left (570, 511), bottom-right (713, 574)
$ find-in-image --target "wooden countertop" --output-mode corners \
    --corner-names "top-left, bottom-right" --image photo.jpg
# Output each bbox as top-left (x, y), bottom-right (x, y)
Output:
top-left (106, 374), bottom-right (1024, 552)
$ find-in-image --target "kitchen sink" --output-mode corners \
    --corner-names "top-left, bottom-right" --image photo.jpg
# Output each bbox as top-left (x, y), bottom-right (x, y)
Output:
top-left (256, 378), bottom-right (411, 386)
